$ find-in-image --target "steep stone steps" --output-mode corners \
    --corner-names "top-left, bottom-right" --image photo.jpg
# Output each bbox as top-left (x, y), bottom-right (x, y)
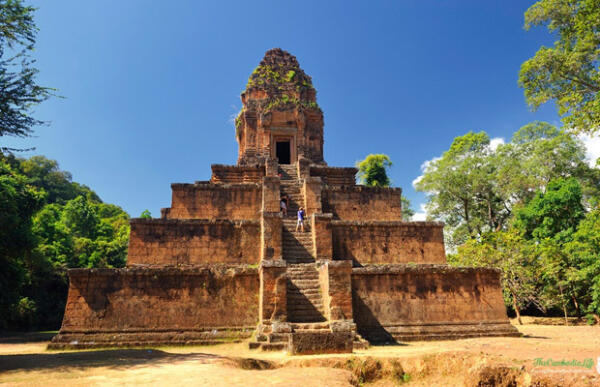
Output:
top-left (286, 264), bottom-right (325, 323)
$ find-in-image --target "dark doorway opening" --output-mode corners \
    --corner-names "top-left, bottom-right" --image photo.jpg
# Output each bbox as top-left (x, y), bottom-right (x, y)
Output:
top-left (276, 141), bottom-right (291, 164)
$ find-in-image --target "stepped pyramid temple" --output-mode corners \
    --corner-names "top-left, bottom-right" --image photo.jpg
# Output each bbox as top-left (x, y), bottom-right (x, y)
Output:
top-left (50, 49), bottom-right (519, 353)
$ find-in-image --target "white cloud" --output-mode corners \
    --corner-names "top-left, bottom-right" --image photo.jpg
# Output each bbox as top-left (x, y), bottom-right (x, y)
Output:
top-left (412, 156), bottom-right (441, 189)
top-left (411, 203), bottom-right (428, 221)
top-left (490, 137), bottom-right (505, 151)
top-left (579, 133), bottom-right (600, 167)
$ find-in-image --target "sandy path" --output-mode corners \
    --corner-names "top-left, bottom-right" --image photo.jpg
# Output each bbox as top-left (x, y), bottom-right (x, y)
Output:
top-left (0, 323), bottom-right (598, 386)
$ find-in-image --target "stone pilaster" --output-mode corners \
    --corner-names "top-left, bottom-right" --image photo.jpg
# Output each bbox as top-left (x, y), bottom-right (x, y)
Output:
top-left (259, 259), bottom-right (287, 324)
top-left (297, 156), bottom-right (311, 179)
top-left (318, 260), bottom-right (353, 322)
top-left (262, 176), bottom-right (280, 212)
top-left (260, 211), bottom-right (282, 260)
top-left (303, 176), bottom-right (322, 216)
top-left (265, 158), bottom-right (278, 177)
top-left (312, 213), bottom-right (332, 261)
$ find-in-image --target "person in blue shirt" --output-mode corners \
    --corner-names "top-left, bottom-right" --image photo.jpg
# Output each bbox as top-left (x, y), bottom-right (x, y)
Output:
top-left (296, 207), bottom-right (305, 232)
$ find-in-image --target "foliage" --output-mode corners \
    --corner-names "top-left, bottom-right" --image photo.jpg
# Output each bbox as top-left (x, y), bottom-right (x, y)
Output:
top-left (415, 123), bottom-right (593, 248)
top-left (0, 155), bottom-right (129, 330)
top-left (401, 196), bottom-right (414, 221)
top-left (519, 0), bottom-right (600, 134)
top-left (514, 177), bottom-right (585, 240)
top-left (0, 156), bottom-right (44, 328)
top-left (140, 209), bottom-right (152, 219)
top-left (0, 0), bottom-right (54, 150)
top-left (450, 230), bottom-right (545, 321)
top-left (415, 131), bottom-right (505, 246)
top-left (564, 208), bottom-right (600, 320)
top-left (357, 154), bottom-right (392, 187)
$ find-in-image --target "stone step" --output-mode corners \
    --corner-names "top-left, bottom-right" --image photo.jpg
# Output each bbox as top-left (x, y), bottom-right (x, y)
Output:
top-left (282, 247), bottom-right (313, 252)
top-left (288, 272), bottom-right (319, 279)
top-left (287, 294), bottom-right (322, 300)
top-left (287, 271), bottom-right (319, 279)
top-left (259, 342), bottom-right (287, 351)
top-left (287, 302), bottom-right (323, 310)
top-left (291, 322), bottom-right (330, 330)
top-left (283, 257), bottom-right (315, 264)
top-left (267, 333), bottom-right (289, 343)
top-left (289, 278), bottom-right (320, 286)
top-left (288, 316), bottom-right (326, 323)
top-left (288, 288), bottom-right (321, 297)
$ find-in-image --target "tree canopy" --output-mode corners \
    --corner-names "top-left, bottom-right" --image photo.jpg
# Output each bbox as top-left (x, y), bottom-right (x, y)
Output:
top-left (0, 0), bottom-right (53, 150)
top-left (519, 0), bottom-right (600, 134)
top-left (0, 155), bottom-right (129, 330)
top-left (356, 153), bottom-right (414, 221)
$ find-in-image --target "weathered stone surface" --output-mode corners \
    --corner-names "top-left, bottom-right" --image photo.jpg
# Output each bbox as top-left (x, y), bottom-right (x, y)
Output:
top-left (210, 164), bottom-right (265, 184)
top-left (236, 49), bottom-right (324, 165)
top-left (351, 265), bottom-right (520, 343)
top-left (165, 182), bottom-right (262, 220)
top-left (50, 265), bottom-right (259, 348)
top-left (322, 186), bottom-right (403, 221)
top-left (331, 221), bottom-right (446, 265)
top-left (128, 219), bottom-right (260, 265)
top-left (288, 331), bottom-right (353, 354)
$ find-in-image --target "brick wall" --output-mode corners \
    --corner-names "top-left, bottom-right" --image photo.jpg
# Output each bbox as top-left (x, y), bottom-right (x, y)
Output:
top-left (165, 183), bottom-right (262, 220)
top-left (128, 219), bottom-right (260, 265)
top-left (53, 266), bottom-right (258, 346)
top-left (331, 221), bottom-right (446, 265)
top-left (210, 164), bottom-right (265, 183)
top-left (351, 265), bottom-right (517, 342)
top-left (322, 186), bottom-right (403, 221)
top-left (309, 166), bottom-right (357, 187)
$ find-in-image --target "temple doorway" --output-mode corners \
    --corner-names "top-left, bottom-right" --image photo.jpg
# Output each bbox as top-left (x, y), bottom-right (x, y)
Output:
top-left (276, 140), bottom-right (291, 164)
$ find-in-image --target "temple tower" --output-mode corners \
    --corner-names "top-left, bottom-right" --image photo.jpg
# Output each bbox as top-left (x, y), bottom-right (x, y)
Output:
top-left (236, 48), bottom-right (325, 166)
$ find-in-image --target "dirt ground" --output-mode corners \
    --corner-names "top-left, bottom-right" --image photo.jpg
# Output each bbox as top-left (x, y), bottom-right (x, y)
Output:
top-left (0, 322), bottom-right (599, 386)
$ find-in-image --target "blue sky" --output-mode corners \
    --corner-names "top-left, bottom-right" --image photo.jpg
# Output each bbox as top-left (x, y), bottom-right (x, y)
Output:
top-left (4, 1), bottom-right (580, 217)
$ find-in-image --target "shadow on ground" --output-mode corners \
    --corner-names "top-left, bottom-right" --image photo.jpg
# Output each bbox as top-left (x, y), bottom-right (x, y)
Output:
top-left (0, 332), bottom-right (58, 343)
top-left (0, 349), bottom-right (223, 373)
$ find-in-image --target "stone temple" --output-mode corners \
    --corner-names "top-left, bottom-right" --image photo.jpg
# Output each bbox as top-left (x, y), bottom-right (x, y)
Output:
top-left (50, 49), bottom-right (519, 353)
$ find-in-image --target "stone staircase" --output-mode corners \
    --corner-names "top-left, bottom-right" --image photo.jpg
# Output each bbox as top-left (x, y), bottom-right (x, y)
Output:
top-left (282, 219), bottom-right (313, 263)
top-left (279, 164), bottom-right (314, 264)
top-left (250, 322), bottom-right (332, 351)
top-left (249, 163), bottom-right (365, 353)
top-left (279, 164), bottom-right (303, 217)
top-left (286, 264), bottom-right (325, 323)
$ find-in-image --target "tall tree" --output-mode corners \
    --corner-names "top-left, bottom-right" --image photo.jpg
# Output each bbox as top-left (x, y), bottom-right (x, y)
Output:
top-left (416, 125), bottom-right (593, 248)
top-left (515, 177), bottom-right (586, 324)
top-left (415, 131), bottom-right (507, 247)
top-left (519, 0), bottom-right (600, 133)
top-left (357, 154), bottom-right (392, 187)
top-left (0, 0), bottom-right (53, 151)
top-left (356, 153), bottom-right (414, 220)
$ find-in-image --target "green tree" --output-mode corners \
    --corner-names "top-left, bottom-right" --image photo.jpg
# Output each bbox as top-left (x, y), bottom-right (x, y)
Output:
top-left (416, 125), bottom-right (594, 248)
top-left (18, 156), bottom-right (100, 204)
top-left (356, 154), bottom-right (414, 220)
top-left (519, 0), bottom-right (600, 133)
top-left (400, 196), bottom-right (415, 221)
top-left (0, 0), bottom-right (54, 150)
top-left (0, 157), bottom-right (44, 327)
top-left (515, 177), bottom-right (586, 324)
top-left (450, 230), bottom-right (542, 324)
top-left (140, 209), bottom-right (152, 219)
top-left (357, 154), bottom-right (392, 187)
top-left (565, 208), bottom-right (600, 323)
top-left (415, 132), bottom-right (507, 247)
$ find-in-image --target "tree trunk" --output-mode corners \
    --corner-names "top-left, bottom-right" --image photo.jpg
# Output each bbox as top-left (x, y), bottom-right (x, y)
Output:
top-left (559, 285), bottom-right (568, 326)
top-left (512, 291), bottom-right (522, 325)
top-left (571, 294), bottom-right (581, 320)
